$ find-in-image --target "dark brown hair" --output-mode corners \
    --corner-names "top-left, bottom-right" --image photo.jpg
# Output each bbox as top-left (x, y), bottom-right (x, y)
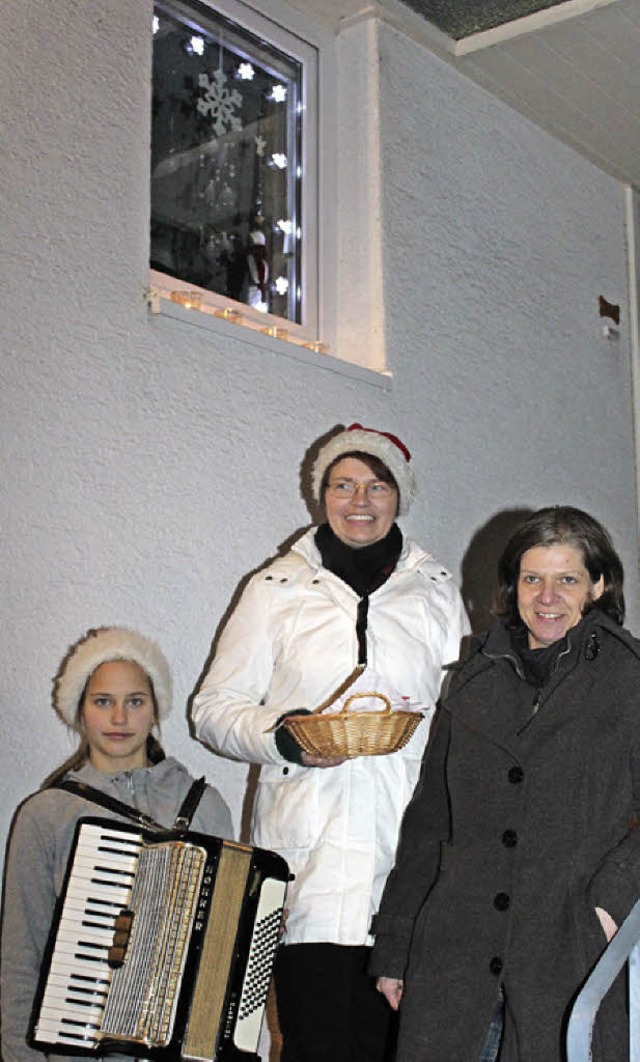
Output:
top-left (496, 505), bottom-right (625, 626)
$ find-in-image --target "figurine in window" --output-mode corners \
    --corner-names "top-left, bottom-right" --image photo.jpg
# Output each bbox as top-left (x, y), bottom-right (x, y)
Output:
top-left (247, 212), bottom-right (269, 311)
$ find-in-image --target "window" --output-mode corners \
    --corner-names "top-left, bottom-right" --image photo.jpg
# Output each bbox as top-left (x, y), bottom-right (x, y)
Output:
top-left (151, 0), bottom-right (314, 329)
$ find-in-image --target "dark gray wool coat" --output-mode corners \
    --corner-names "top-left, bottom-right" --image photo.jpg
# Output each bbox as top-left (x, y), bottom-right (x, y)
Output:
top-left (370, 608), bottom-right (640, 1062)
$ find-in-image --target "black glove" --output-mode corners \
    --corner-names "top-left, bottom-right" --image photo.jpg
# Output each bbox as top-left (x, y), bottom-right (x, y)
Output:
top-left (274, 709), bottom-right (312, 764)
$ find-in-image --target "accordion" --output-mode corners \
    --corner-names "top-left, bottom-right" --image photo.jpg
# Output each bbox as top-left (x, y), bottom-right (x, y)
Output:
top-left (28, 817), bottom-right (288, 1060)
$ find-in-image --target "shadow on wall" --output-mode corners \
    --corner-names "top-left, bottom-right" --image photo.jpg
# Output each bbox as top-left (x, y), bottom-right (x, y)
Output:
top-left (299, 422), bottom-right (344, 525)
top-left (188, 422), bottom-right (345, 720)
top-left (461, 508), bottom-right (534, 635)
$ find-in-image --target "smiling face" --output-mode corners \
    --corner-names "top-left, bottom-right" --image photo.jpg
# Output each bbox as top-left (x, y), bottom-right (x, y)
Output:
top-left (324, 456), bottom-right (399, 548)
top-left (81, 659), bottom-right (156, 772)
top-left (517, 543), bottom-right (604, 649)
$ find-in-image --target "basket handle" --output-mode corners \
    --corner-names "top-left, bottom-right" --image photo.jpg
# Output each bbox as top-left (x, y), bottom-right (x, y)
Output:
top-left (341, 692), bottom-right (392, 714)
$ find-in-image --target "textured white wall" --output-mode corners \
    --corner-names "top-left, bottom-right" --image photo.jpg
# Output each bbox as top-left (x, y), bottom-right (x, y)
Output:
top-left (1, 0), bottom-right (637, 989)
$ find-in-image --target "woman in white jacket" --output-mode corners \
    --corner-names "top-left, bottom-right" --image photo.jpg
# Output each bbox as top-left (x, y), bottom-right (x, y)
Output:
top-left (192, 423), bottom-right (469, 1062)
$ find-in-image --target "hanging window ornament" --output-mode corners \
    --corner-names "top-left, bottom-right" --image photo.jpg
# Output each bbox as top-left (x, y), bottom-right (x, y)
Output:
top-left (270, 84), bottom-right (287, 103)
top-left (254, 135), bottom-right (267, 157)
top-left (197, 68), bottom-right (243, 137)
top-left (204, 177), bottom-right (216, 206)
top-left (221, 182), bottom-right (234, 208)
top-left (271, 153), bottom-right (287, 170)
top-left (187, 35), bottom-right (205, 56)
top-left (238, 62), bottom-right (255, 80)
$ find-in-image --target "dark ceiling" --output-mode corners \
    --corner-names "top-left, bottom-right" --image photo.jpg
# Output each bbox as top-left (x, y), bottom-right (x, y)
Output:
top-left (401, 0), bottom-right (565, 39)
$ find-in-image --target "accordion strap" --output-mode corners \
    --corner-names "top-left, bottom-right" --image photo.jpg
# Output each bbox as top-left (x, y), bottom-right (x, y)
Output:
top-left (172, 774), bottom-right (207, 833)
top-left (53, 775), bottom-right (207, 835)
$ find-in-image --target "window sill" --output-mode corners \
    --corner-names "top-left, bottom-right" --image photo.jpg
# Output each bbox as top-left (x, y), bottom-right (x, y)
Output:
top-left (146, 288), bottom-right (393, 389)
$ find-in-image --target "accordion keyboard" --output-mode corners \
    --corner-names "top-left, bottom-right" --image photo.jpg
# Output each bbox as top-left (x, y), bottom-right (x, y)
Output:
top-left (33, 822), bottom-right (143, 1046)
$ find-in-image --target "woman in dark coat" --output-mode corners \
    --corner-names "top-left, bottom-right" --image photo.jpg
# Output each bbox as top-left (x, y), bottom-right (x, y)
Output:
top-left (370, 506), bottom-right (640, 1061)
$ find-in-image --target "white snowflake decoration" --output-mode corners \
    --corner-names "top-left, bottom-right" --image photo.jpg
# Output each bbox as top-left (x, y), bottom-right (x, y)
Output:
top-left (254, 135), bottom-right (267, 157)
top-left (197, 69), bottom-right (243, 137)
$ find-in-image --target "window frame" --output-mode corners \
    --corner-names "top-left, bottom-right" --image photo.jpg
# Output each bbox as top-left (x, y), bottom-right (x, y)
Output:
top-left (150, 0), bottom-right (331, 347)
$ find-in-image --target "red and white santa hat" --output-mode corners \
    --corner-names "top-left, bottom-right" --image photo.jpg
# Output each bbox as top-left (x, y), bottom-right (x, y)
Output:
top-left (311, 423), bottom-right (416, 515)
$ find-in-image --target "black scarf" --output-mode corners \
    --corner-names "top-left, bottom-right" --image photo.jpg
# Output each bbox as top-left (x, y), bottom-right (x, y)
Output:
top-left (314, 522), bottom-right (403, 598)
top-left (510, 624), bottom-right (569, 687)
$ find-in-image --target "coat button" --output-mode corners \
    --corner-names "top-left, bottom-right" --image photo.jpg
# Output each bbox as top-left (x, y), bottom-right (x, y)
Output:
top-left (489, 957), bottom-right (503, 976)
top-left (502, 829), bottom-right (518, 848)
top-left (283, 766), bottom-right (290, 775)
top-left (508, 765), bottom-right (524, 784)
top-left (494, 892), bottom-right (510, 911)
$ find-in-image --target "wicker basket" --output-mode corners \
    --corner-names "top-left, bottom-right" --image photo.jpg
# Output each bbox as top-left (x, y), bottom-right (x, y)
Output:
top-left (283, 692), bottom-right (422, 759)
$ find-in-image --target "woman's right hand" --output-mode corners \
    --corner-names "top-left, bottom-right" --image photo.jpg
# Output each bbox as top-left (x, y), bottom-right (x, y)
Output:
top-left (595, 906), bottom-right (618, 942)
top-left (376, 976), bottom-right (404, 1010)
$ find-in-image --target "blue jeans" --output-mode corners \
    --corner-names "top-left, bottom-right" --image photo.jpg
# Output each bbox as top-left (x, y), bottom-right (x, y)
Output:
top-left (478, 992), bottom-right (504, 1062)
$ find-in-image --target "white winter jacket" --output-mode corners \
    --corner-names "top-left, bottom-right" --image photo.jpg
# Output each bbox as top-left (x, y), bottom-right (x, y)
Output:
top-left (192, 527), bottom-right (469, 946)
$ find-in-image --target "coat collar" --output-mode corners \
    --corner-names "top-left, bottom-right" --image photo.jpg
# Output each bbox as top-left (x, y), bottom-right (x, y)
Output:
top-left (290, 525), bottom-right (451, 583)
top-left (480, 607), bottom-right (640, 672)
top-left (444, 609), bottom-right (638, 757)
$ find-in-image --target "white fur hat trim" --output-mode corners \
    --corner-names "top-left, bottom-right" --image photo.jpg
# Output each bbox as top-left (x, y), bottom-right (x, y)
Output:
top-left (54, 627), bottom-right (173, 725)
top-left (312, 423), bottom-right (416, 515)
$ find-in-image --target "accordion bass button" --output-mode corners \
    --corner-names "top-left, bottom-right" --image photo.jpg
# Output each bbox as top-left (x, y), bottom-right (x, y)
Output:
top-left (109, 908), bottom-right (134, 967)
top-left (108, 945), bottom-right (127, 969)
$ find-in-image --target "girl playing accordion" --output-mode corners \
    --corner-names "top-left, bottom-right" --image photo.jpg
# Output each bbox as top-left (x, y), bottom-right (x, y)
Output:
top-left (0, 626), bottom-right (233, 1062)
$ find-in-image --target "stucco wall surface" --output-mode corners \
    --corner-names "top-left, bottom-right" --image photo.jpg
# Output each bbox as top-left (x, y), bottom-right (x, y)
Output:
top-left (1, 4), bottom-right (638, 1037)
top-left (375, 20), bottom-right (638, 630)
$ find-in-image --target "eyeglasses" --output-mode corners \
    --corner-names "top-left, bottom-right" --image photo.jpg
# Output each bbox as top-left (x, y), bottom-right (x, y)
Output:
top-left (326, 479), bottom-right (396, 499)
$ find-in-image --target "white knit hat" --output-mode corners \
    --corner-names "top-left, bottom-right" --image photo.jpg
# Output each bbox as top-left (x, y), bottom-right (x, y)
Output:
top-left (53, 627), bottom-right (173, 726)
top-left (311, 423), bottom-right (416, 514)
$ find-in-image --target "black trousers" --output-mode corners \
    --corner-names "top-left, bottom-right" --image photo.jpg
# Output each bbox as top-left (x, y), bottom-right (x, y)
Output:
top-left (274, 943), bottom-right (398, 1062)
